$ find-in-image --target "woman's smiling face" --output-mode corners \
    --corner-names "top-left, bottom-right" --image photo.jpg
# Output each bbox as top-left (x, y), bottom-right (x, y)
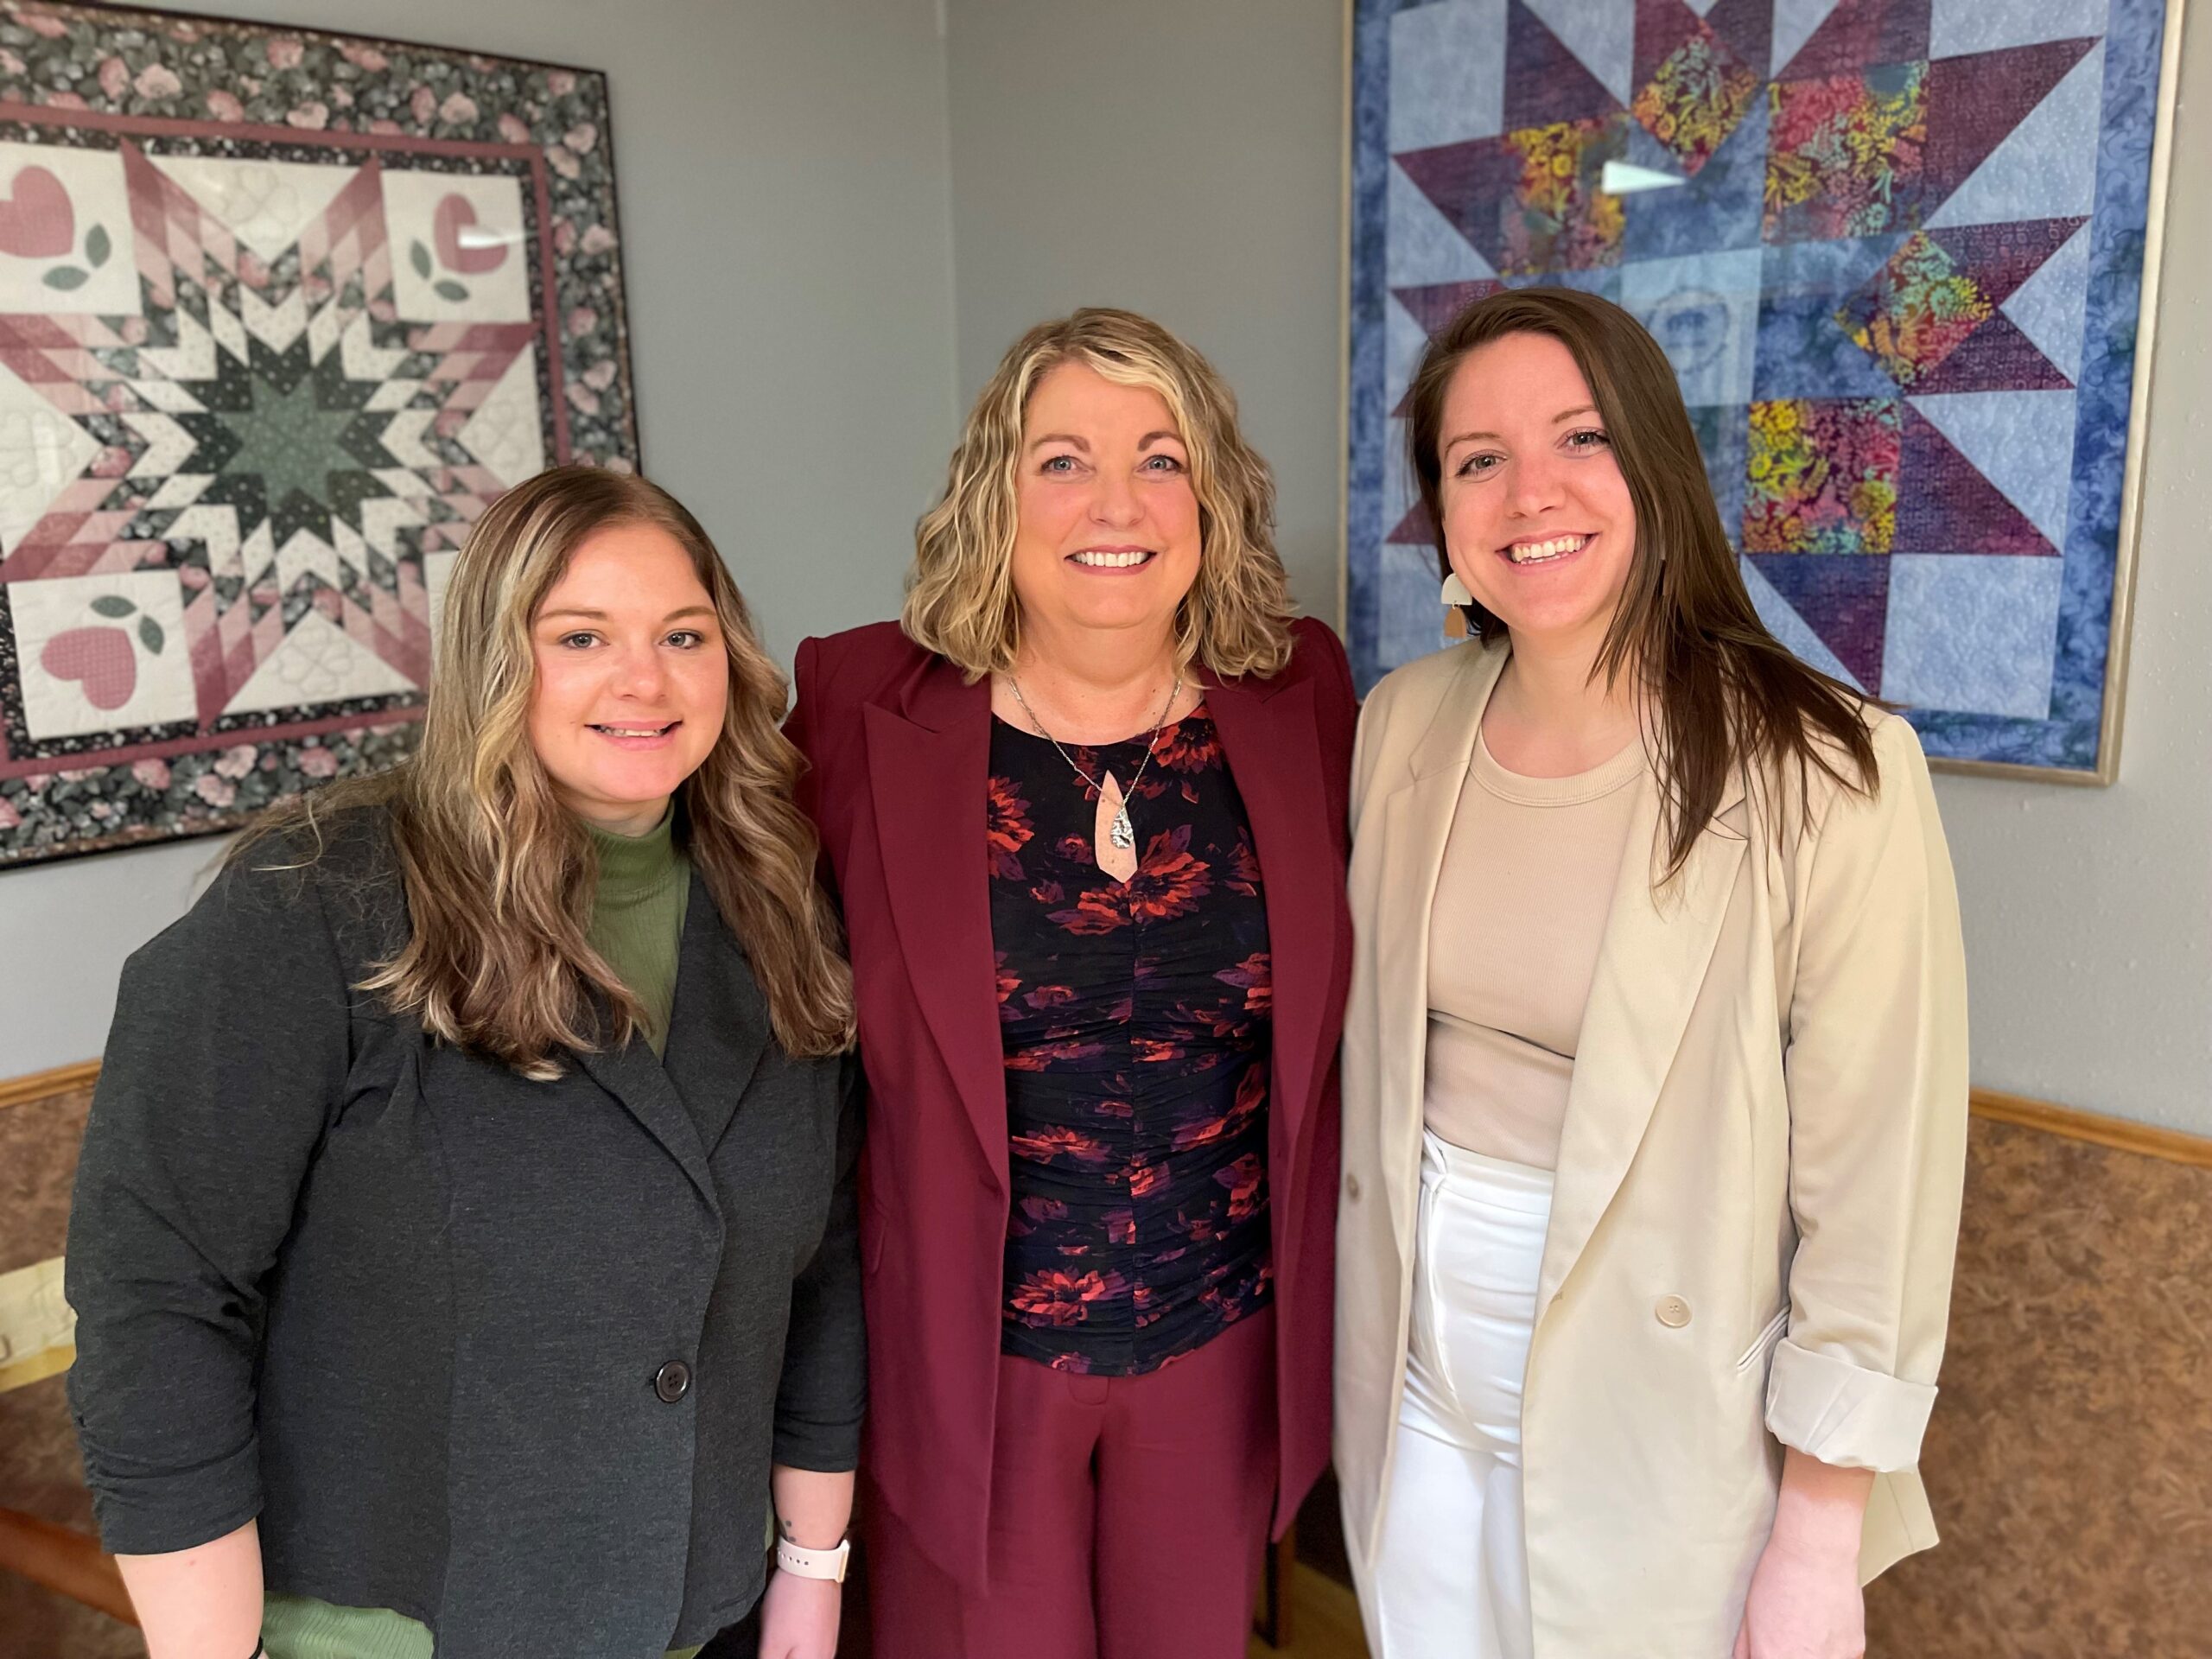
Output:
top-left (1436, 330), bottom-right (1637, 656)
top-left (1008, 359), bottom-right (1203, 653)
top-left (526, 522), bottom-right (728, 836)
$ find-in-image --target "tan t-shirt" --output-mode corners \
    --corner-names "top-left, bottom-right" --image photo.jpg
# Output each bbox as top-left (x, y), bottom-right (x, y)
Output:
top-left (1423, 728), bottom-right (1647, 1171)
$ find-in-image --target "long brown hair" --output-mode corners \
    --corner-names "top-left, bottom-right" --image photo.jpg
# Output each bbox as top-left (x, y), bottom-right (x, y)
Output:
top-left (904, 307), bottom-right (1297, 681)
top-left (238, 466), bottom-right (854, 1075)
top-left (1404, 287), bottom-right (1878, 874)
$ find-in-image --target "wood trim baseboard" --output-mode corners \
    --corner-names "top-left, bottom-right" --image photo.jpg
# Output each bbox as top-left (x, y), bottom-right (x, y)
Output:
top-left (1969, 1088), bottom-right (2212, 1169)
top-left (0, 1060), bottom-right (99, 1113)
top-left (0, 1344), bottom-right (73, 1397)
top-left (3, 1063), bottom-right (2206, 1166)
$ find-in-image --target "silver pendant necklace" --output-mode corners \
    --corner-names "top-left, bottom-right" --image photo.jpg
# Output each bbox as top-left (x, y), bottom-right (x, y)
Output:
top-left (1008, 672), bottom-right (1182, 851)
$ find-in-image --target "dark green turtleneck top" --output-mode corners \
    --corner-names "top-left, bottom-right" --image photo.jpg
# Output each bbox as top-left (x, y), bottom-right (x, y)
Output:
top-left (585, 810), bottom-right (692, 1056)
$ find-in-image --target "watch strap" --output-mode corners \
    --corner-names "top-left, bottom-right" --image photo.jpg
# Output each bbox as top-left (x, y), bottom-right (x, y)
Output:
top-left (773, 1536), bottom-right (850, 1583)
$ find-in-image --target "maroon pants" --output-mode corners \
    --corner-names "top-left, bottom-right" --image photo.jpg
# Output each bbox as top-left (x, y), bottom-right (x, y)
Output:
top-left (864, 1309), bottom-right (1278, 1659)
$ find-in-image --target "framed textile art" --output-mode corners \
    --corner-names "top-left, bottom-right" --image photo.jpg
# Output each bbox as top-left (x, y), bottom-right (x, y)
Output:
top-left (0, 3), bottom-right (637, 863)
top-left (1346, 0), bottom-right (2184, 780)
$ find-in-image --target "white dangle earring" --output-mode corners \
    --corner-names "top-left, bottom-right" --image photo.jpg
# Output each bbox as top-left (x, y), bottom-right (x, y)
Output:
top-left (1440, 569), bottom-right (1474, 639)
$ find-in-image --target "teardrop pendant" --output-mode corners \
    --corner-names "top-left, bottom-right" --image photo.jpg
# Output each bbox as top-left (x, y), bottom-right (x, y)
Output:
top-left (1109, 805), bottom-right (1135, 849)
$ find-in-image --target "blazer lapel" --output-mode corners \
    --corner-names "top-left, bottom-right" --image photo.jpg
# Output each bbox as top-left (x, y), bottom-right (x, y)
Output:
top-left (575, 1014), bottom-right (721, 1216)
top-left (1368, 645), bottom-right (1504, 1261)
top-left (1535, 768), bottom-right (1749, 1311)
top-left (1207, 673), bottom-right (1333, 1180)
top-left (862, 665), bottom-right (1008, 1192)
top-left (661, 867), bottom-right (771, 1159)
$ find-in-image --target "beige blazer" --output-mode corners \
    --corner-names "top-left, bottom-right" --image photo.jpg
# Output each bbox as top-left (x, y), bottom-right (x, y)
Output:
top-left (1334, 639), bottom-right (1969, 1659)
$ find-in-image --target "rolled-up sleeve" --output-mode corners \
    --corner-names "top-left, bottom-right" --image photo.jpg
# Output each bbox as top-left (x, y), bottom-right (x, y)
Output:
top-left (65, 851), bottom-right (350, 1554)
top-left (771, 1050), bottom-right (867, 1471)
top-left (1766, 715), bottom-right (1969, 1472)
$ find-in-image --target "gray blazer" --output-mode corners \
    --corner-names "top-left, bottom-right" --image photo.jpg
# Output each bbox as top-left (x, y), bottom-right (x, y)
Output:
top-left (66, 805), bottom-right (863, 1659)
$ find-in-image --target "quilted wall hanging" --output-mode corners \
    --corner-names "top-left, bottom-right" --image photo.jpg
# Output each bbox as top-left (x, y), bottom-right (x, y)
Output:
top-left (0, 3), bottom-right (636, 864)
top-left (1347, 0), bottom-right (2183, 779)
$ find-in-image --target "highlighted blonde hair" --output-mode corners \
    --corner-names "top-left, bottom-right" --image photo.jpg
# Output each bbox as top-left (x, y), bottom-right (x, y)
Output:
top-left (903, 307), bottom-right (1297, 680)
top-left (238, 466), bottom-right (854, 1074)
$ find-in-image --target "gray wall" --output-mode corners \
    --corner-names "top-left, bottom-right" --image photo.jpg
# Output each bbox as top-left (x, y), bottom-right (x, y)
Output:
top-left (943, 0), bottom-right (1349, 624)
top-left (0, 0), bottom-right (958, 1077)
top-left (6, 1), bottom-right (2208, 1138)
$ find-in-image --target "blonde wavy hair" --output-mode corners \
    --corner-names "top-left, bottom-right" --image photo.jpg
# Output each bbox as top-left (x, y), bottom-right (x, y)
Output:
top-left (903, 307), bottom-right (1297, 681)
top-left (238, 466), bottom-right (854, 1075)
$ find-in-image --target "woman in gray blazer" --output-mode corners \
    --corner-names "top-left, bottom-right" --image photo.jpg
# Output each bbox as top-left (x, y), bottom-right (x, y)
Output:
top-left (66, 467), bottom-right (863, 1659)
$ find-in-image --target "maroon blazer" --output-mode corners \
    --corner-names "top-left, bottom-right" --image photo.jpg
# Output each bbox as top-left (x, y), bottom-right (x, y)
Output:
top-left (788, 616), bottom-right (1355, 1588)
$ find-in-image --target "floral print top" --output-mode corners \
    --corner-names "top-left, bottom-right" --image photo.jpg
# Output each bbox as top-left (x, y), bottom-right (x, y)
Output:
top-left (988, 706), bottom-right (1275, 1376)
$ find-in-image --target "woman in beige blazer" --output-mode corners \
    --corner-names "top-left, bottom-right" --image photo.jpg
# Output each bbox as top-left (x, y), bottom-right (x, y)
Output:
top-left (1336, 289), bottom-right (1968, 1659)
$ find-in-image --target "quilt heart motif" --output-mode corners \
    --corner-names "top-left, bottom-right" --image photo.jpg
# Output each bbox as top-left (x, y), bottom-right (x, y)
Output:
top-left (433, 192), bottom-right (508, 274)
top-left (41, 626), bottom-right (137, 710)
top-left (0, 165), bottom-right (76, 260)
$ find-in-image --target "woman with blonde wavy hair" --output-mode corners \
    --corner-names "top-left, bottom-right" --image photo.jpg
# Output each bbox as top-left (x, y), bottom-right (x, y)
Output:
top-left (788, 308), bottom-right (1357, 1658)
top-left (67, 466), bottom-right (865, 1659)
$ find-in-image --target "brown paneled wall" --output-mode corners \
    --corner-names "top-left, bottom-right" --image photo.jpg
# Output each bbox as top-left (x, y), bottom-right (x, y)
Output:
top-left (3, 1073), bottom-right (2207, 1656)
top-left (1863, 1109), bottom-right (2212, 1656)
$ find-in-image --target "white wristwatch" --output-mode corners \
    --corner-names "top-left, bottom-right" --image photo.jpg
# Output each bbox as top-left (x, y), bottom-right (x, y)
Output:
top-left (773, 1536), bottom-right (851, 1583)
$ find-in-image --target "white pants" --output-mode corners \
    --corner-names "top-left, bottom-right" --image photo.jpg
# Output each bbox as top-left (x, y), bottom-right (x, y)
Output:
top-left (1371, 1131), bottom-right (1552, 1659)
